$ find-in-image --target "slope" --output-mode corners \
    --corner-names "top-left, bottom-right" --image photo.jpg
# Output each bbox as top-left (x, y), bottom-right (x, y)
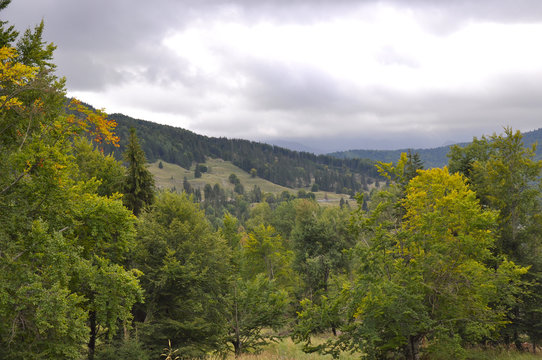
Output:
top-left (102, 113), bottom-right (382, 195)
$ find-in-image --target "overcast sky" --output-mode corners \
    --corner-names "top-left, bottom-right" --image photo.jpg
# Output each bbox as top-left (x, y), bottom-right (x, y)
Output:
top-left (4, 0), bottom-right (542, 152)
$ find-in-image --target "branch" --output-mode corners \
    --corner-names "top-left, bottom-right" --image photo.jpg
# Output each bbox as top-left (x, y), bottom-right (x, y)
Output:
top-left (0, 170), bottom-right (28, 195)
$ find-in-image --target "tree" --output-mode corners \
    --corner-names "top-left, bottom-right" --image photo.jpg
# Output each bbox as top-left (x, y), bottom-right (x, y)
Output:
top-left (228, 274), bottom-right (289, 356)
top-left (291, 200), bottom-right (353, 302)
top-left (133, 192), bottom-right (231, 358)
top-left (229, 173), bottom-right (240, 185)
top-left (404, 150), bottom-right (423, 182)
top-left (295, 167), bottom-right (525, 360)
top-left (220, 214), bottom-right (289, 356)
top-left (182, 176), bottom-right (191, 193)
top-left (0, 1), bottom-right (17, 47)
top-left (243, 224), bottom-right (294, 285)
top-left (234, 182), bottom-right (244, 195)
top-left (249, 185), bottom-right (262, 203)
top-left (123, 127), bottom-right (154, 216)
top-left (0, 47), bottom-right (140, 360)
top-left (448, 128), bottom-right (542, 348)
top-left (73, 138), bottom-right (124, 197)
top-left (0, 9), bottom-right (143, 359)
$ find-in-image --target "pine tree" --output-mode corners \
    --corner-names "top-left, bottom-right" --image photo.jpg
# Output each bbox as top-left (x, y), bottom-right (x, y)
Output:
top-left (123, 128), bottom-right (154, 216)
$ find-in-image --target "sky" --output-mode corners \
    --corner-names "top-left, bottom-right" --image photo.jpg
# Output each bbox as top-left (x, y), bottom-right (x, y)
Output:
top-left (4, 0), bottom-right (542, 153)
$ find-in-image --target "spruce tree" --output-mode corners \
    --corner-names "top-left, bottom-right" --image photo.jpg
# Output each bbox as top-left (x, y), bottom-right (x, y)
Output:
top-left (123, 128), bottom-right (154, 216)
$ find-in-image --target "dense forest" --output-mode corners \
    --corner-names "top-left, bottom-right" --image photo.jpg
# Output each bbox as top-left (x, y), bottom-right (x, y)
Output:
top-left (3, 4), bottom-right (542, 360)
top-left (100, 113), bottom-right (381, 195)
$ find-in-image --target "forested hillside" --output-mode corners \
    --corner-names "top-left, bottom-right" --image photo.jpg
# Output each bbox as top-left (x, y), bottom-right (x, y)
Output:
top-left (102, 113), bottom-right (381, 195)
top-left (330, 127), bottom-right (542, 168)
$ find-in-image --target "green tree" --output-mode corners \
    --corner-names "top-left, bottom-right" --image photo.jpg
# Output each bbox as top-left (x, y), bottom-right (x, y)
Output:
top-left (73, 138), bottom-right (124, 197)
top-left (270, 200), bottom-right (296, 238)
top-left (229, 173), bottom-right (240, 184)
top-left (249, 185), bottom-right (262, 203)
top-left (228, 274), bottom-right (289, 356)
top-left (0, 1), bottom-right (17, 47)
top-left (296, 168), bottom-right (525, 360)
top-left (0, 10), bottom-right (143, 359)
top-left (234, 182), bottom-right (244, 195)
top-left (291, 200), bottom-right (353, 302)
top-left (123, 127), bottom-right (154, 216)
top-left (134, 192), bottom-right (231, 358)
top-left (221, 213), bottom-right (289, 356)
top-left (404, 150), bottom-right (423, 182)
top-left (0, 46), bottom-right (141, 360)
top-left (448, 128), bottom-right (542, 348)
top-left (243, 224), bottom-right (294, 286)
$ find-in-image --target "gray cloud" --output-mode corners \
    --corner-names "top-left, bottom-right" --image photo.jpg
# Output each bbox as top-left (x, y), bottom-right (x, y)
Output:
top-left (4, 0), bottom-right (542, 151)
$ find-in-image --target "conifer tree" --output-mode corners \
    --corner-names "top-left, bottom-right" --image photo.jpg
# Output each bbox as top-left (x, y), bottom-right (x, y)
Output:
top-left (123, 128), bottom-right (154, 216)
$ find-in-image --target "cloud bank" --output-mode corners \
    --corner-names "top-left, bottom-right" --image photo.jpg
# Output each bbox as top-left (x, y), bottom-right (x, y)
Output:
top-left (5, 0), bottom-right (542, 151)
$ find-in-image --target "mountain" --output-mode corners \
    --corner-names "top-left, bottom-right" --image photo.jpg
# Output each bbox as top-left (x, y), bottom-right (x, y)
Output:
top-left (329, 128), bottom-right (542, 168)
top-left (102, 113), bottom-right (382, 195)
top-left (329, 145), bottom-right (456, 169)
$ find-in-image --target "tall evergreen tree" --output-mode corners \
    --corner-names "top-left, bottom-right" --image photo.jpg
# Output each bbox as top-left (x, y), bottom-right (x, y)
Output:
top-left (123, 128), bottom-right (154, 216)
top-left (133, 192), bottom-right (231, 358)
top-left (0, 1), bottom-right (17, 47)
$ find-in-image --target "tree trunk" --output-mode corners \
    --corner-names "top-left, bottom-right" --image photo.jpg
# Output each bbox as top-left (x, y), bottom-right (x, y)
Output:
top-left (233, 285), bottom-right (241, 357)
top-left (514, 329), bottom-right (523, 351)
top-left (88, 310), bottom-right (97, 360)
top-left (405, 335), bottom-right (421, 360)
top-left (233, 339), bottom-right (242, 357)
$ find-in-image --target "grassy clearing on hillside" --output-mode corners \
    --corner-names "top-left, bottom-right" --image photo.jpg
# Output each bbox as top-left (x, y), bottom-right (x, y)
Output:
top-left (148, 158), bottom-right (354, 205)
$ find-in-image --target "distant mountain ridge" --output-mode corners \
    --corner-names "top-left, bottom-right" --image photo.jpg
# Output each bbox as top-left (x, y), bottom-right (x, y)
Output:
top-left (329, 128), bottom-right (542, 168)
top-left (102, 113), bottom-right (382, 195)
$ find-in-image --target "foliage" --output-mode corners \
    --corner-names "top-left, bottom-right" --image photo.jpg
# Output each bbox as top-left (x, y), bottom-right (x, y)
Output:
top-left (243, 224), bottom-right (294, 286)
top-left (448, 128), bottom-right (542, 348)
top-left (123, 127), bottom-right (154, 216)
top-left (0, 221), bottom-right (89, 359)
top-left (134, 191), bottom-right (231, 358)
top-left (291, 200), bottom-right (354, 302)
top-left (0, 9), bottom-right (143, 359)
top-left (228, 274), bottom-right (290, 356)
top-left (220, 212), bottom-right (292, 356)
top-left (72, 138), bottom-right (125, 197)
top-left (95, 339), bottom-right (151, 360)
top-left (295, 167), bottom-right (526, 360)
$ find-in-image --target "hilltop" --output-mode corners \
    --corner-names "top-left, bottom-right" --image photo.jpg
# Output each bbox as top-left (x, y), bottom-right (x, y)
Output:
top-left (102, 113), bottom-right (383, 196)
top-left (329, 127), bottom-right (542, 167)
